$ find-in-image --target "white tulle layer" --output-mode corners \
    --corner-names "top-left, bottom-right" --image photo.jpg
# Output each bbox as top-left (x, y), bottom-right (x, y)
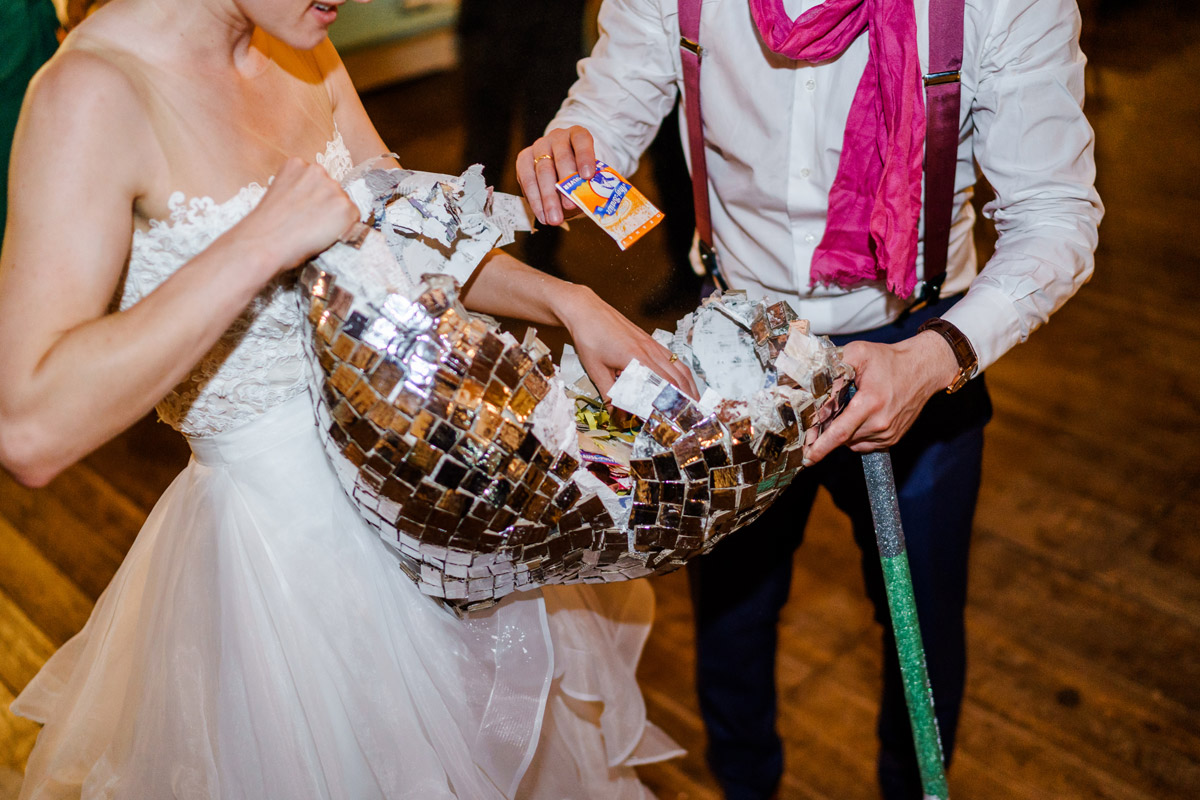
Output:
top-left (12, 395), bottom-right (680, 799)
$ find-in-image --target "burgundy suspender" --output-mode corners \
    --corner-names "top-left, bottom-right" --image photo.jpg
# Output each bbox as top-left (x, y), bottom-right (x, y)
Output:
top-left (678, 0), bottom-right (723, 287)
top-left (676, 0), bottom-right (965, 302)
top-left (919, 0), bottom-right (966, 304)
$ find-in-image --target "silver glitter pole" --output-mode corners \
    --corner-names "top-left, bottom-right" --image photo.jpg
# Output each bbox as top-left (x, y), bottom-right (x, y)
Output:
top-left (861, 450), bottom-right (950, 800)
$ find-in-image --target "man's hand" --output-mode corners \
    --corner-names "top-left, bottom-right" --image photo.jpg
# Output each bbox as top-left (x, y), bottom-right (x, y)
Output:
top-left (516, 126), bottom-right (598, 226)
top-left (804, 331), bottom-right (961, 465)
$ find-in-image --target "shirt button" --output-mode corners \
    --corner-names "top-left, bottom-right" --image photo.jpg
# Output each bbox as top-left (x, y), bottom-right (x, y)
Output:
top-left (805, 79), bottom-right (816, 91)
top-left (804, 233), bottom-right (816, 244)
top-left (800, 167), bottom-right (811, 178)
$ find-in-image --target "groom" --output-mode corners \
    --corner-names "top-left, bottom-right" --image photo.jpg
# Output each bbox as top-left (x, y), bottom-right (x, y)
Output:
top-left (516, 0), bottom-right (1101, 797)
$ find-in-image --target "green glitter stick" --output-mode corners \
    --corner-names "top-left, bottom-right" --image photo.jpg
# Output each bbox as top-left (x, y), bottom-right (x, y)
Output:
top-left (862, 450), bottom-right (950, 800)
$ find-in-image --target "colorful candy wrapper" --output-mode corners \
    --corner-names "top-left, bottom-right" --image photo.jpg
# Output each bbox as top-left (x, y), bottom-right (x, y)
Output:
top-left (556, 161), bottom-right (664, 250)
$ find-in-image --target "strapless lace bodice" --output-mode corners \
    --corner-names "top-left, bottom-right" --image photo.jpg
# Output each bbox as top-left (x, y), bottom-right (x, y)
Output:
top-left (122, 133), bottom-right (353, 437)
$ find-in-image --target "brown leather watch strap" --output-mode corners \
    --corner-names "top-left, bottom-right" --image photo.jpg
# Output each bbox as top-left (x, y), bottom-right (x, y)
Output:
top-left (918, 317), bottom-right (978, 393)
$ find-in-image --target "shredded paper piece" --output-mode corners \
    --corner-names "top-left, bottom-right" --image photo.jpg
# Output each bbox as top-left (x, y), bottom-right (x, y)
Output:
top-left (342, 162), bottom-right (534, 287)
top-left (300, 166), bottom-right (854, 614)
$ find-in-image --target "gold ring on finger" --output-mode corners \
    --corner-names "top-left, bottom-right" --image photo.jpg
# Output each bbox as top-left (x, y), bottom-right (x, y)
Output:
top-left (533, 154), bottom-right (553, 165)
top-left (668, 353), bottom-right (679, 363)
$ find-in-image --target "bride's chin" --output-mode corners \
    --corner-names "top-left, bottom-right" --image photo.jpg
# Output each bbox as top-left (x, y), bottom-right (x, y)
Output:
top-left (296, 29), bottom-right (330, 50)
top-left (257, 23), bottom-right (329, 52)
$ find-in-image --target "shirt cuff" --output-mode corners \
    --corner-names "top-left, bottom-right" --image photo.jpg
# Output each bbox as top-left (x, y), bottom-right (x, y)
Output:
top-left (940, 283), bottom-right (1025, 376)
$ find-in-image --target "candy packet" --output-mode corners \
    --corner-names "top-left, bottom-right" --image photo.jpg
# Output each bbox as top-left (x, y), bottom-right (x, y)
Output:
top-left (556, 160), bottom-right (664, 250)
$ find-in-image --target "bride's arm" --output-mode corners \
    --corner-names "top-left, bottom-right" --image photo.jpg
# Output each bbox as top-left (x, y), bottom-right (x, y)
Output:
top-left (0, 52), bottom-right (358, 487)
top-left (318, 44), bottom-right (696, 400)
top-left (458, 250), bottom-right (697, 400)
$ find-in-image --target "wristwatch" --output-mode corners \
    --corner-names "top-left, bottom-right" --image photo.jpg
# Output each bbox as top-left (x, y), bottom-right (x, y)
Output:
top-left (917, 317), bottom-right (978, 393)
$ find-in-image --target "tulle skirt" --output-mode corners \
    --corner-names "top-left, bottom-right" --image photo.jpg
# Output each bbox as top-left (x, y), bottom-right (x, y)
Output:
top-left (12, 394), bottom-right (680, 799)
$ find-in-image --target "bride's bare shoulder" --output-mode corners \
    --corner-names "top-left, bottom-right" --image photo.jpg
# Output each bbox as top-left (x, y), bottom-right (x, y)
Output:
top-left (26, 42), bottom-right (153, 146)
top-left (19, 31), bottom-right (160, 192)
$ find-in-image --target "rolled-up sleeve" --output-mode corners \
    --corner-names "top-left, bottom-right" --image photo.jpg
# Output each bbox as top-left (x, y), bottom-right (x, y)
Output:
top-left (548, 0), bottom-right (680, 177)
top-left (943, 0), bottom-right (1104, 373)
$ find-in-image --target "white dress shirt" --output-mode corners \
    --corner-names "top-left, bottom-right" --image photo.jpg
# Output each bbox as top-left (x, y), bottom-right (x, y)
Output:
top-left (550, 0), bottom-right (1103, 373)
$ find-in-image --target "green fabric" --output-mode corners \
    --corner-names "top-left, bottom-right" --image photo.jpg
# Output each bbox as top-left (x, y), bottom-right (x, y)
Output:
top-left (881, 554), bottom-right (950, 799)
top-left (2, 0), bottom-right (60, 246)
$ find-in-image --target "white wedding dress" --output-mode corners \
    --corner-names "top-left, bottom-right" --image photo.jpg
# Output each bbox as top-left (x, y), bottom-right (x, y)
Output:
top-left (12, 133), bottom-right (680, 799)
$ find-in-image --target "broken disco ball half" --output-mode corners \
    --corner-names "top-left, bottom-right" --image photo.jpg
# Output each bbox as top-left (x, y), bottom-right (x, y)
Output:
top-left (300, 165), bottom-right (853, 614)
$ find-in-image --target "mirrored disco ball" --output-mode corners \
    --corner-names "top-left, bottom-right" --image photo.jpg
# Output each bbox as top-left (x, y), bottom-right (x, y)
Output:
top-left (300, 250), bottom-right (852, 615)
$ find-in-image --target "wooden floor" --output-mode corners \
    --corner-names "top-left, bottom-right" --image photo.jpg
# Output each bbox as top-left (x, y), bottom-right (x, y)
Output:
top-left (2, 2), bottom-right (1198, 797)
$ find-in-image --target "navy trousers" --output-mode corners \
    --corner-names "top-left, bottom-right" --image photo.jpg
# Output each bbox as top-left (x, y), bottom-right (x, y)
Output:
top-left (688, 294), bottom-right (992, 799)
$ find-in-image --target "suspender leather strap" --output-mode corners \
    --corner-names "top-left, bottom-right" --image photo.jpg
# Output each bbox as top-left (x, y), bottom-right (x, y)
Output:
top-left (678, 0), bottom-right (965, 304)
top-left (916, 0), bottom-right (966, 307)
top-left (678, 0), bottom-right (724, 288)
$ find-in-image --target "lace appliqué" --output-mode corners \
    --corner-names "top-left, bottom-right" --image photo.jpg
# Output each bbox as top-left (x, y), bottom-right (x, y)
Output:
top-left (123, 132), bottom-right (352, 438)
top-left (315, 132), bottom-right (354, 182)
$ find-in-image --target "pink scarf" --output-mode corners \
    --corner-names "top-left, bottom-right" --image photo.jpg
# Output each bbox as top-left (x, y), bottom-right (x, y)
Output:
top-left (749, 0), bottom-right (925, 298)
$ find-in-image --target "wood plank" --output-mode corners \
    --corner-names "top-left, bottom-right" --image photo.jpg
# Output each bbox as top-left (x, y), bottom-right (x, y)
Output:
top-left (975, 466), bottom-right (1200, 630)
top-left (967, 617), bottom-right (1200, 800)
top-left (43, 461), bottom-right (147, 555)
top-left (637, 757), bottom-right (722, 800)
top-left (805, 635), bottom-right (1055, 800)
top-left (0, 472), bottom-right (127, 602)
top-left (957, 700), bottom-right (1162, 800)
top-left (0, 517), bottom-right (93, 648)
top-left (777, 660), bottom-right (879, 800)
top-left (969, 534), bottom-right (1200, 711)
top-left (1137, 478), bottom-right (1200, 577)
top-left (983, 396), bottom-right (1192, 519)
top-left (821, 632), bottom-right (1172, 800)
top-left (0, 588), bottom-right (55, 699)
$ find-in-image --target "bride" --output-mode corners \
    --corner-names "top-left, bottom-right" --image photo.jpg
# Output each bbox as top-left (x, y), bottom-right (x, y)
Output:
top-left (0, 0), bottom-right (695, 797)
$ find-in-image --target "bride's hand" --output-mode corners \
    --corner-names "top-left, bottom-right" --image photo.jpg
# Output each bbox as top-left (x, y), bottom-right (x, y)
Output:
top-left (457, 253), bottom-right (696, 401)
top-left (557, 285), bottom-right (698, 401)
top-left (233, 158), bottom-right (361, 277)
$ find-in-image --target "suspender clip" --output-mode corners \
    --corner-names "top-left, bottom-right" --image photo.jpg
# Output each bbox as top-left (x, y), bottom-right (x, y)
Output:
top-left (680, 37), bottom-right (705, 56)
top-left (902, 273), bottom-right (946, 320)
top-left (923, 69), bottom-right (961, 87)
top-left (699, 239), bottom-right (727, 292)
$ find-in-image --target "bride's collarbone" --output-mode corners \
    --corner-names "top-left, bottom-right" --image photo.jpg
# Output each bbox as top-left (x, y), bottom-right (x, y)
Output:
top-left (64, 21), bottom-right (336, 226)
top-left (135, 89), bottom-right (335, 223)
top-left (154, 64), bottom-right (329, 154)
